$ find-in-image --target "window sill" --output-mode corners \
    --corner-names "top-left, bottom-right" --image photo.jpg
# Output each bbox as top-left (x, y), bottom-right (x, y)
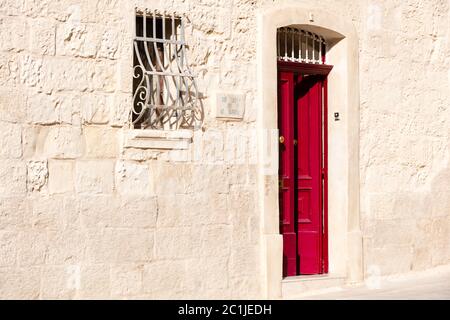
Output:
top-left (123, 129), bottom-right (193, 150)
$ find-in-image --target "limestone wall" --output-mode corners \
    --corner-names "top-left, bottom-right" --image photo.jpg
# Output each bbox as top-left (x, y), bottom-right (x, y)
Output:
top-left (0, 0), bottom-right (448, 299)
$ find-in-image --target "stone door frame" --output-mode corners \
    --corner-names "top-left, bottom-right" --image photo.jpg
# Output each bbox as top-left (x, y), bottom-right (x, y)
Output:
top-left (256, 4), bottom-right (364, 298)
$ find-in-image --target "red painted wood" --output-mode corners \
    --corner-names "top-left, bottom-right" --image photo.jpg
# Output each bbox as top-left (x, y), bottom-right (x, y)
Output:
top-left (278, 62), bottom-right (329, 276)
top-left (278, 72), bottom-right (297, 277)
top-left (278, 61), bottom-right (333, 76)
top-left (296, 74), bottom-right (323, 274)
top-left (322, 78), bottom-right (329, 274)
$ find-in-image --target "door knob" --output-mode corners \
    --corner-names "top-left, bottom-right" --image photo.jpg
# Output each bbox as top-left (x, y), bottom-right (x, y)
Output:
top-left (293, 139), bottom-right (298, 146)
top-left (279, 136), bottom-right (285, 144)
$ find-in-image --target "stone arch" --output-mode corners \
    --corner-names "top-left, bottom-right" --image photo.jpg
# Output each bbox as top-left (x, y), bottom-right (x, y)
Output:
top-left (256, 4), bottom-right (363, 298)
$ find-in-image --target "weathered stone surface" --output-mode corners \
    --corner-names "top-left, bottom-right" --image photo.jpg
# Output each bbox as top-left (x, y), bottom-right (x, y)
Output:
top-left (84, 126), bottom-right (118, 158)
top-left (142, 260), bottom-right (186, 297)
top-left (0, 267), bottom-right (40, 299)
top-left (0, 16), bottom-right (27, 52)
top-left (26, 160), bottom-right (48, 192)
top-left (48, 160), bottom-right (74, 194)
top-left (30, 196), bottom-right (63, 229)
top-left (0, 122), bottom-right (22, 158)
top-left (0, 88), bottom-right (26, 123)
top-left (114, 196), bottom-right (157, 228)
top-left (111, 264), bottom-right (143, 297)
top-left (16, 231), bottom-right (47, 266)
top-left (85, 228), bottom-right (154, 264)
top-left (30, 18), bottom-right (56, 55)
top-left (75, 160), bottom-right (114, 194)
top-left (79, 264), bottom-right (111, 298)
top-left (79, 195), bottom-right (115, 229)
top-left (0, 231), bottom-right (17, 267)
top-left (0, 160), bottom-right (26, 196)
top-left (41, 265), bottom-right (78, 299)
top-left (0, 197), bottom-right (27, 229)
top-left (115, 161), bottom-right (152, 195)
top-left (81, 93), bottom-right (113, 124)
top-left (43, 126), bottom-right (84, 159)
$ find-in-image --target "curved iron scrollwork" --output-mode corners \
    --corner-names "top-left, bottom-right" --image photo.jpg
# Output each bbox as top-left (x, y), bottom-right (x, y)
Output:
top-left (131, 10), bottom-right (203, 130)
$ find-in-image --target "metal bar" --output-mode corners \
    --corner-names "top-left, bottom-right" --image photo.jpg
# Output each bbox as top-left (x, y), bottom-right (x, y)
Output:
top-left (319, 37), bottom-right (322, 64)
top-left (305, 32), bottom-right (309, 63)
top-left (291, 28), bottom-right (294, 61)
top-left (284, 28), bottom-right (287, 61)
top-left (134, 36), bottom-right (185, 45)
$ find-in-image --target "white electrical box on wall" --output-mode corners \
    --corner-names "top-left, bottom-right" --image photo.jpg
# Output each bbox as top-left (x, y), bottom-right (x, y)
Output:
top-left (214, 92), bottom-right (245, 120)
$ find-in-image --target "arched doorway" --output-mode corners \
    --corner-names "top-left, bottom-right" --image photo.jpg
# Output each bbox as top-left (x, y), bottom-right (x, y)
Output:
top-left (257, 5), bottom-right (363, 298)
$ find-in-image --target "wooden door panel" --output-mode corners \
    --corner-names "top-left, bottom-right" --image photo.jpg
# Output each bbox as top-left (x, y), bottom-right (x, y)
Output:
top-left (278, 71), bottom-right (297, 277)
top-left (296, 75), bottom-right (323, 275)
top-left (279, 69), bottom-right (326, 277)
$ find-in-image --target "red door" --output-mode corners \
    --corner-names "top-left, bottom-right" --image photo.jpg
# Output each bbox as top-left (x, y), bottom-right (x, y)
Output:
top-left (278, 69), bottom-right (328, 277)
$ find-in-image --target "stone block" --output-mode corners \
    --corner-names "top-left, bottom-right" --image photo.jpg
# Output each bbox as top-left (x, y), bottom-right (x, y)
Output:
top-left (29, 18), bottom-right (56, 55)
top-left (85, 228), bottom-right (154, 264)
top-left (200, 225), bottom-right (232, 257)
top-left (16, 231), bottom-right (47, 266)
top-left (0, 122), bottom-right (22, 158)
top-left (366, 245), bottom-right (414, 275)
top-left (98, 28), bottom-right (119, 59)
top-left (229, 245), bottom-right (258, 277)
top-left (30, 196), bottom-right (63, 229)
top-left (0, 16), bottom-right (27, 52)
top-left (0, 267), bottom-right (40, 299)
top-left (84, 126), bottom-right (118, 158)
top-left (27, 93), bottom-right (59, 125)
top-left (75, 160), bottom-right (114, 194)
top-left (26, 160), bottom-right (48, 192)
top-left (79, 195), bottom-right (116, 229)
top-left (48, 160), bottom-right (74, 194)
top-left (110, 92), bottom-right (130, 127)
top-left (41, 265), bottom-right (79, 299)
top-left (0, 160), bottom-right (27, 196)
top-left (0, 197), bottom-right (28, 229)
top-left (55, 23), bottom-right (100, 58)
top-left (79, 264), bottom-right (111, 298)
top-left (142, 260), bottom-right (186, 297)
top-left (185, 256), bottom-right (229, 291)
top-left (0, 88), bottom-right (25, 123)
top-left (157, 193), bottom-right (228, 228)
top-left (20, 54), bottom-right (43, 88)
top-left (81, 93), bottom-right (113, 124)
top-left (46, 229), bottom-right (85, 265)
top-left (155, 227), bottom-right (202, 260)
top-left (113, 196), bottom-right (157, 229)
top-left (43, 126), bottom-right (84, 159)
top-left (110, 264), bottom-right (143, 297)
top-left (92, 60), bottom-right (116, 92)
top-left (0, 231), bottom-right (17, 267)
top-left (115, 161), bottom-right (152, 195)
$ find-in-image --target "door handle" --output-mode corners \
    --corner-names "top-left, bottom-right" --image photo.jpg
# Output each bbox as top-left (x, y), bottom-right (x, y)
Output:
top-left (279, 135), bottom-right (285, 144)
top-left (279, 177), bottom-right (288, 189)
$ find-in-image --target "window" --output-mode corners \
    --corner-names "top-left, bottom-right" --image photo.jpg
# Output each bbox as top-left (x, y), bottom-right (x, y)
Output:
top-left (277, 27), bottom-right (326, 64)
top-left (132, 10), bottom-right (202, 130)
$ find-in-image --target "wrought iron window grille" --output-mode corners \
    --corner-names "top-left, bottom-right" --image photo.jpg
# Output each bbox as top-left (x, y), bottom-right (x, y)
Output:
top-left (132, 10), bottom-right (203, 130)
top-left (277, 27), bottom-right (326, 64)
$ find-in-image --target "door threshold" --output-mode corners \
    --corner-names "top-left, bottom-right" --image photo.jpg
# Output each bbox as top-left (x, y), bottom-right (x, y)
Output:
top-left (281, 274), bottom-right (346, 299)
top-left (282, 274), bottom-right (345, 283)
